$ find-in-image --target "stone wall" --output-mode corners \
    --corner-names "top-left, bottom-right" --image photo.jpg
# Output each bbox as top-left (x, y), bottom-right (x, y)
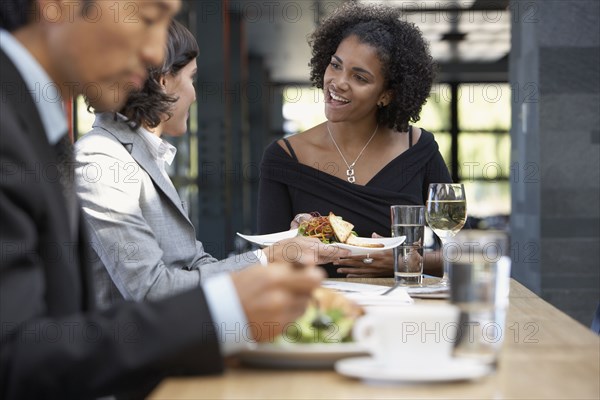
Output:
top-left (510, 0), bottom-right (600, 326)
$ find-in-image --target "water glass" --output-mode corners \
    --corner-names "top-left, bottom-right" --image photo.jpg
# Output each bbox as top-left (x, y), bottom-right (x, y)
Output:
top-left (448, 232), bottom-right (511, 367)
top-left (390, 205), bottom-right (425, 285)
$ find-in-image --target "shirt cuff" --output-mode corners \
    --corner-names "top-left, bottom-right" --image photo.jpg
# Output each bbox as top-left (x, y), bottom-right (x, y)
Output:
top-left (202, 273), bottom-right (257, 356)
top-left (252, 249), bottom-right (268, 266)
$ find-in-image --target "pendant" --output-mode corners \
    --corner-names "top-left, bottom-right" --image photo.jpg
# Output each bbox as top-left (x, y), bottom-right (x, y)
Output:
top-left (347, 168), bottom-right (356, 184)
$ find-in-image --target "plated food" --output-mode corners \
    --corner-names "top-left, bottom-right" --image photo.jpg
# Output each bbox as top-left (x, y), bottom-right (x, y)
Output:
top-left (237, 233), bottom-right (405, 257)
top-left (236, 211), bottom-right (406, 255)
top-left (237, 288), bottom-right (369, 368)
top-left (277, 288), bottom-right (364, 344)
top-left (298, 212), bottom-right (384, 248)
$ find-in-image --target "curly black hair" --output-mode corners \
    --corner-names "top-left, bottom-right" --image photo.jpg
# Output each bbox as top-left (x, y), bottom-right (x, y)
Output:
top-left (309, 3), bottom-right (435, 131)
top-left (120, 19), bottom-right (199, 131)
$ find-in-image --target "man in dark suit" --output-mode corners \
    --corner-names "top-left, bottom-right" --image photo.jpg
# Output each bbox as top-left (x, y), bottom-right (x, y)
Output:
top-left (0, 1), bottom-right (324, 398)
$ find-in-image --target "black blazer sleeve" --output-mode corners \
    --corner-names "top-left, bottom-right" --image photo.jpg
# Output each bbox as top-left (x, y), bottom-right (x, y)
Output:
top-left (0, 287), bottom-right (224, 399)
top-left (0, 50), bottom-right (223, 399)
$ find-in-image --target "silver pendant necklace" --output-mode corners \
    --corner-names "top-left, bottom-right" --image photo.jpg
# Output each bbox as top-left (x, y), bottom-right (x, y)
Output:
top-left (327, 123), bottom-right (379, 184)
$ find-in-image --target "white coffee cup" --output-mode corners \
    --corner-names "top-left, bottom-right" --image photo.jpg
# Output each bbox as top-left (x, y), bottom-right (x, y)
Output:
top-left (353, 304), bottom-right (460, 367)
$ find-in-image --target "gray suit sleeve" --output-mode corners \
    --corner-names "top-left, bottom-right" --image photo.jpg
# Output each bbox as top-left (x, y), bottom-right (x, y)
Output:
top-left (75, 135), bottom-right (204, 302)
top-left (191, 243), bottom-right (259, 282)
top-left (75, 132), bottom-right (258, 302)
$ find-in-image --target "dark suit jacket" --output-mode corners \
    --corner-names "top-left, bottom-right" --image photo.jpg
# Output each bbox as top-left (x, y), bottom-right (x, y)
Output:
top-left (0, 49), bottom-right (223, 399)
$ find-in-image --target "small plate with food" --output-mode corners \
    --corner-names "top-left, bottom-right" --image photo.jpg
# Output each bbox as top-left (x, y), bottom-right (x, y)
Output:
top-left (237, 212), bottom-right (405, 256)
top-left (237, 288), bottom-right (369, 369)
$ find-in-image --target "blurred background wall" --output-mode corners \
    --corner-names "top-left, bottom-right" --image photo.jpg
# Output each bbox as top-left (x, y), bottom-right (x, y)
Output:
top-left (510, 0), bottom-right (599, 325)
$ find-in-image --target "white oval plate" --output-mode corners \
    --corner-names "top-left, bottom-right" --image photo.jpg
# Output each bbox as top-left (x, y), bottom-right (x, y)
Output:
top-left (334, 236), bottom-right (405, 256)
top-left (236, 230), bottom-right (406, 256)
top-left (236, 229), bottom-right (299, 247)
top-left (238, 342), bottom-right (368, 369)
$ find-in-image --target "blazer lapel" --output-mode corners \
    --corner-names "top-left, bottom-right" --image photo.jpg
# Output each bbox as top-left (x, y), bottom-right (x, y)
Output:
top-left (1, 49), bottom-right (83, 310)
top-left (0, 49), bottom-right (73, 234)
top-left (93, 114), bottom-right (189, 218)
top-left (129, 137), bottom-right (189, 217)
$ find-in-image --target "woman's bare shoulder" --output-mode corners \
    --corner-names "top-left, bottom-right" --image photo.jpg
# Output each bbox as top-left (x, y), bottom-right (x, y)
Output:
top-left (412, 126), bottom-right (423, 144)
top-left (277, 124), bottom-right (325, 156)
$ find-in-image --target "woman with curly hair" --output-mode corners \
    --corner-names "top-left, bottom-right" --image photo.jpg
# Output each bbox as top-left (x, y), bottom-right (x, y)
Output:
top-left (257, 3), bottom-right (452, 278)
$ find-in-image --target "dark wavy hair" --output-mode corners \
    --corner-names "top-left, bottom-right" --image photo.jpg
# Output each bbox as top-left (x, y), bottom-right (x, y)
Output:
top-left (121, 19), bottom-right (199, 131)
top-left (309, 3), bottom-right (435, 131)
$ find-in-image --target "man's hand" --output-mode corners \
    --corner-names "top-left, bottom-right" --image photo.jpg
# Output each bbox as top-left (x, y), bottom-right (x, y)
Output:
top-left (230, 263), bottom-right (325, 342)
top-left (263, 236), bottom-right (350, 265)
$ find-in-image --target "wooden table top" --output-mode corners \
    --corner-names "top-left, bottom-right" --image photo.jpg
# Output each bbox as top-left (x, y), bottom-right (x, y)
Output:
top-left (149, 279), bottom-right (600, 400)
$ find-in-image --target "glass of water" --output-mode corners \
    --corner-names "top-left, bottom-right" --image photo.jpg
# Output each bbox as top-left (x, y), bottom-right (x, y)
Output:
top-left (390, 205), bottom-right (425, 285)
top-left (450, 258), bottom-right (511, 367)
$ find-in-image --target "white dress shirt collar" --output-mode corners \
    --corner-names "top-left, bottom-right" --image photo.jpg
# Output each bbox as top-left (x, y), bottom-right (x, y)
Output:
top-left (0, 29), bottom-right (68, 145)
top-left (137, 125), bottom-right (178, 167)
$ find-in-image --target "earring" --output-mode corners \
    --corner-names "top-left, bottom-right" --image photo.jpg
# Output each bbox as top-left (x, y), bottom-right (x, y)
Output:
top-left (377, 102), bottom-right (385, 109)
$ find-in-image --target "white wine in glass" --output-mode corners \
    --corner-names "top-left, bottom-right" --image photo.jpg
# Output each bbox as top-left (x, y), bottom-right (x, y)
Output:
top-left (425, 183), bottom-right (467, 286)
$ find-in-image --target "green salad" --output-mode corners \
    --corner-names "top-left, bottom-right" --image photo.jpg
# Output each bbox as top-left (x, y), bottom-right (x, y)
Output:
top-left (275, 305), bottom-right (355, 344)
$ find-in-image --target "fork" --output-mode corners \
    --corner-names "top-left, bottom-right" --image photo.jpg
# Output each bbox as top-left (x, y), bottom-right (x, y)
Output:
top-left (311, 299), bottom-right (332, 329)
top-left (380, 284), bottom-right (400, 296)
top-left (290, 262), bottom-right (333, 329)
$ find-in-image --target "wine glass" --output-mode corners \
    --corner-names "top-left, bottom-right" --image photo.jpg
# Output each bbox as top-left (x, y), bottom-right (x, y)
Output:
top-left (425, 183), bottom-right (467, 286)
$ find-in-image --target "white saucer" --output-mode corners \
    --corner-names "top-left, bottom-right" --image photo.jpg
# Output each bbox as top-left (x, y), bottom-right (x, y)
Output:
top-left (335, 356), bottom-right (492, 383)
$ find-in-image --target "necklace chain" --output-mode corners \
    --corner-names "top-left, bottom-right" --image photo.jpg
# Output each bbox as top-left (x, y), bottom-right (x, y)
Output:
top-left (327, 123), bottom-right (379, 184)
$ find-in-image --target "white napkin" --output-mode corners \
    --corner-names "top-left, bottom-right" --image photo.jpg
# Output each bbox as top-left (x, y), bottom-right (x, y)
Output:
top-left (322, 281), bottom-right (414, 306)
top-left (344, 289), bottom-right (414, 306)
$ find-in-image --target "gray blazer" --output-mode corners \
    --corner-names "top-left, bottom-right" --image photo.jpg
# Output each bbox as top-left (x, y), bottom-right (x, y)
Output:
top-left (75, 113), bottom-right (258, 308)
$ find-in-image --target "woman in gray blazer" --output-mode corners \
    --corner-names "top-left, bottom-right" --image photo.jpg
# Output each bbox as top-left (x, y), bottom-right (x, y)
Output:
top-left (75, 21), bottom-right (342, 308)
